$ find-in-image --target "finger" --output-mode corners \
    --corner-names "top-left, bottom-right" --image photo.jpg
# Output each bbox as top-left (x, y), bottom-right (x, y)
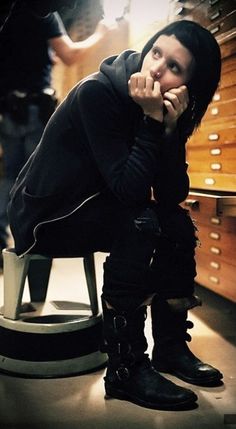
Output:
top-left (137, 74), bottom-right (146, 91)
top-left (153, 80), bottom-right (161, 96)
top-left (164, 88), bottom-right (189, 114)
top-left (168, 85), bottom-right (189, 106)
top-left (129, 74), bottom-right (139, 94)
top-left (163, 99), bottom-right (174, 114)
top-left (178, 85), bottom-right (189, 106)
top-left (145, 76), bottom-right (154, 93)
top-left (164, 92), bottom-right (180, 111)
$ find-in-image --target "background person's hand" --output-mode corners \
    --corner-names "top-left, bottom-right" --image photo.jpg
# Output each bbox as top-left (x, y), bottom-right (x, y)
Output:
top-left (94, 18), bottom-right (118, 39)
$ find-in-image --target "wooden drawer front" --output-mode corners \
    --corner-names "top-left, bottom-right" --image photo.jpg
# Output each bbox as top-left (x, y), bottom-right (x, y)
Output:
top-left (195, 250), bottom-right (236, 302)
top-left (221, 55), bottom-right (236, 73)
top-left (220, 36), bottom-right (236, 60)
top-left (189, 171), bottom-right (236, 191)
top-left (220, 55), bottom-right (236, 89)
top-left (208, 10), bottom-right (236, 37)
top-left (195, 223), bottom-right (236, 264)
top-left (203, 98), bottom-right (236, 121)
top-left (183, 192), bottom-right (236, 229)
top-left (212, 86), bottom-right (236, 104)
top-left (220, 66), bottom-right (236, 89)
top-left (188, 119), bottom-right (236, 146)
top-left (187, 143), bottom-right (236, 174)
top-left (207, 0), bottom-right (236, 23)
top-left (203, 58), bottom-right (236, 121)
top-left (170, 0), bottom-right (235, 23)
top-left (188, 0), bottom-right (236, 28)
top-left (188, 142), bottom-right (236, 162)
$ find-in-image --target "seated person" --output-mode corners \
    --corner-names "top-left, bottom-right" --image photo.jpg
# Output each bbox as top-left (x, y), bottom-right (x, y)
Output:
top-left (8, 20), bottom-right (223, 410)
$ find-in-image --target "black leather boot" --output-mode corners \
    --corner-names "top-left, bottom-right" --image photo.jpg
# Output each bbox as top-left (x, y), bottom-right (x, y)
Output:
top-left (102, 300), bottom-right (197, 410)
top-left (151, 297), bottom-right (223, 386)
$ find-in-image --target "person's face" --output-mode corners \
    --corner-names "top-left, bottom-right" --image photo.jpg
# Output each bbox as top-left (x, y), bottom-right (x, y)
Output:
top-left (141, 34), bottom-right (195, 94)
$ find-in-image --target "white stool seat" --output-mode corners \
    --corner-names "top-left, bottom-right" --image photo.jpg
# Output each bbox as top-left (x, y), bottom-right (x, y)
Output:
top-left (0, 249), bottom-right (107, 378)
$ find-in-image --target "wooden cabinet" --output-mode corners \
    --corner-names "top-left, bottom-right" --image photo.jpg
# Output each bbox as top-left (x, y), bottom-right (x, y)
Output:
top-left (169, 0), bottom-right (236, 301)
top-left (187, 37), bottom-right (236, 192)
top-left (183, 191), bottom-right (236, 302)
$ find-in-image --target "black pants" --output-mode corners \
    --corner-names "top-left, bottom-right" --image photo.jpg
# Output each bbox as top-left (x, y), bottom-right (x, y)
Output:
top-left (32, 192), bottom-right (197, 310)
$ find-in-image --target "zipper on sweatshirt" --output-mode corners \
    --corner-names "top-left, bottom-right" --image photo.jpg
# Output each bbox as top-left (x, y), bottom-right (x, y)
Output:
top-left (19, 191), bottom-right (101, 257)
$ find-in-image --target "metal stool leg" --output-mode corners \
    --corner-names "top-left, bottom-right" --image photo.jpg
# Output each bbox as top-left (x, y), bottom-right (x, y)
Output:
top-left (83, 254), bottom-right (98, 316)
top-left (2, 249), bottom-right (30, 320)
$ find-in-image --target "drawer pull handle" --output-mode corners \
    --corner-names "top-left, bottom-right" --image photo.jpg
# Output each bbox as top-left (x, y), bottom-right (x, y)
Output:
top-left (210, 261), bottom-right (220, 269)
top-left (209, 275), bottom-right (219, 284)
top-left (210, 148), bottom-right (221, 155)
top-left (209, 0), bottom-right (220, 5)
top-left (211, 25), bottom-right (220, 35)
top-left (208, 133), bottom-right (219, 141)
top-left (211, 163), bottom-right (221, 170)
top-left (209, 232), bottom-right (220, 240)
top-left (210, 246), bottom-right (221, 255)
top-left (211, 217), bottom-right (221, 225)
top-left (184, 199), bottom-right (199, 209)
top-left (211, 107), bottom-right (219, 115)
top-left (213, 93), bottom-right (221, 101)
top-left (209, 10), bottom-right (221, 21)
top-left (205, 178), bottom-right (215, 185)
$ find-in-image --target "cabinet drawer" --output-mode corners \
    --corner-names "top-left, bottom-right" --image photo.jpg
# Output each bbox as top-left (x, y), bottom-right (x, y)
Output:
top-left (203, 98), bottom-right (236, 121)
top-left (212, 85), bottom-right (236, 103)
top-left (187, 143), bottom-right (236, 174)
top-left (220, 55), bottom-right (236, 89)
top-left (170, 0), bottom-right (235, 27)
top-left (195, 250), bottom-right (236, 302)
top-left (208, 0), bottom-right (236, 24)
top-left (220, 67), bottom-right (236, 89)
top-left (220, 35), bottom-right (236, 60)
top-left (188, 0), bottom-right (236, 28)
top-left (208, 10), bottom-right (236, 37)
top-left (195, 223), bottom-right (236, 264)
top-left (187, 142), bottom-right (236, 162)
top-left (188, 119), bottom-right (236, 146)
top-left (189, 171), bottom-right (236, 192)
top-left (183, 191), bottom-right (236, 221)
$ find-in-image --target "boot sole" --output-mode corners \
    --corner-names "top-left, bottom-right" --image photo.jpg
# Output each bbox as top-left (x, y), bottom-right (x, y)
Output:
top-left (105, 385), bottom-right (198, 411)
top-left (154, 364), bottom-right (223, 387)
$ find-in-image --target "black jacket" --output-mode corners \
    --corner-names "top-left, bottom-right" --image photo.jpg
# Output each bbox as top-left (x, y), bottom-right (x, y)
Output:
top-left (8, 50), bottom-right (189, 255)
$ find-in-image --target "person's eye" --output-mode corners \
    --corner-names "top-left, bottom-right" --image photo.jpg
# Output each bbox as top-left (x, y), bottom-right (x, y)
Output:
top-left (169, 61), bottom-right (181, 74)
top-left (152, 47), bottom-right (161, 59)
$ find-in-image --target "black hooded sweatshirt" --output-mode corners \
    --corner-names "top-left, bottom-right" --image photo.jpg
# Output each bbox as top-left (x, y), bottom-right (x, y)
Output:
top-left (8, 50), bottom-right (189, 256)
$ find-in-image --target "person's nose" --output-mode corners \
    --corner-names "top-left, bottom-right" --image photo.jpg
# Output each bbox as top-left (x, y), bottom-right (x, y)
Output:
top-left (150, 59), bottom-right (166, 80)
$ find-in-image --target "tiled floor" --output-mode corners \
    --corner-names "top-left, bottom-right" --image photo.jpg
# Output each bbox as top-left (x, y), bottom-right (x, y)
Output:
top-left (0, 253), bottom-right (235, 429)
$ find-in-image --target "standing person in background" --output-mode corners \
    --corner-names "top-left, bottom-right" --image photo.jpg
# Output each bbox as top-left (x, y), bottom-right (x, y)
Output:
top-left (0, 0), bottom-right (112, 270)
top-left (8, 19), bottom-right (223, 410)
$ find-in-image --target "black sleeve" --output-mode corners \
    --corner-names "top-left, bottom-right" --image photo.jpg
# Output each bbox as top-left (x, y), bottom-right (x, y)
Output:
top-left (70, 79), bottom-right (165, 206)
top-left (153, 130), bottom-right (190, 207)
top-left (44, 12), bottom-right (66, 39)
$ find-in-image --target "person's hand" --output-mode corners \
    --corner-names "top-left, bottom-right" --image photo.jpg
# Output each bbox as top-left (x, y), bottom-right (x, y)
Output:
top-left (94, 19), bottom-right (118, 39)
top-left (163, 85), bottom-right (189, 134)
top-left (128, 72), bottom-right (164, 122)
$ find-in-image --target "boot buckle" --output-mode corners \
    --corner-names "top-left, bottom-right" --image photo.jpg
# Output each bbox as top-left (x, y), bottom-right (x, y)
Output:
top-left (116, 366), bottom-right (130, 380)
top-left (113, 315), bottom-right (127, 331)
top-left (117, 342), bottom-right (131, 355)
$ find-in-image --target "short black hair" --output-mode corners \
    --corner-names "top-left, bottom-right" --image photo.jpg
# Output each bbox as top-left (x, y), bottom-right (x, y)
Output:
top-left (140, 20), bottom-right (222, 137)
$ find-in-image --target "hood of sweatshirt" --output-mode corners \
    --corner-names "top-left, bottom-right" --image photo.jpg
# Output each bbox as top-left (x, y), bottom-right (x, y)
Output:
top-left (99, 49), bottom-right (141, 102)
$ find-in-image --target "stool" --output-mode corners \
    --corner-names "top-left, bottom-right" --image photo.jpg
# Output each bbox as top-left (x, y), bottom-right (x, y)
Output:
top-left (0, 248), bottom-right (107, 378)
